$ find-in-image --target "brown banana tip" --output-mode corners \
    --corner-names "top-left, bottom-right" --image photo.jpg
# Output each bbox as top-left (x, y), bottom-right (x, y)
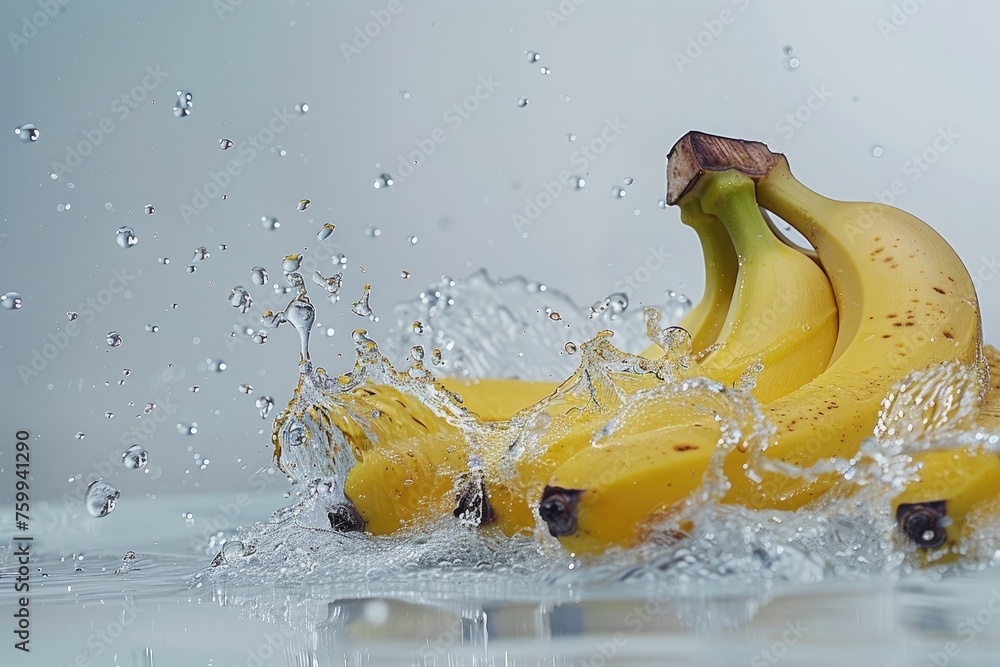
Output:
top-left (665, 131), bottom-right (782, 206)
top-left (896, 500), bottom-right (947, 549)
top-left (539, 486), bottom-right (583, 537)
top-left (329, 503), bottom-right (365, 533)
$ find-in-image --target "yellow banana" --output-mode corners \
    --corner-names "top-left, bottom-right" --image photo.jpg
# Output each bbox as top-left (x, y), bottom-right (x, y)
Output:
top-left (538, 132), bottom-right (986, 555)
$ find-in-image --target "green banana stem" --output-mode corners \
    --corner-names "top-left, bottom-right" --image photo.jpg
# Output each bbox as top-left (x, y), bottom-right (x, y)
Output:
top-left (754, 158), bottom-right (841, 247)
top-left (695, 171), bottom-right (783, 259)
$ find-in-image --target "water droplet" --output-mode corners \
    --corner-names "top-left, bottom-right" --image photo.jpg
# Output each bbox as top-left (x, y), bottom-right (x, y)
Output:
top-left (185, 265), bottom-right (196, 273)
top-left (262, 216), bottom-right (280, 230)
top-left (285, 420), bottom-right (305, 446)
top-left (566, 133), bottom-right (576, 142)
top-left (373, 173), bottom-right (393, 189)
top-left (364, 225), bottom-right (381, 238)
top-left (782, 45), bottom-right (794, 55)
top-left (249, 266), bottom-right (269, 286)
top-left (173, 91), bottom-right (193, 118)
top-left (401, 269), bottom-right (410, 279)
top-left (526, 50), bottom-right (541, 63)
top-left (400, 90), bottom-right (411, 99)
top-left (294, 102), bottom-right (309, 114)
top-left (658, 199), bottom-right (668, 209)
top-left (431, 348), bottom-right (444, 366)
top-left (286, 298), bottom-right (316, 362)
top-left (311, 271), bottom-right (342, 298)
top-left (144, 324), bottom-right (159, 333)
top-left (412, 320), bottom-right (425, 334)
top-left (143, 204), bottom-right (155, 215)
top-left (407, 235), bottom-right (418, 245)
top-left (142, 401), bottom-right (153, 412)
top-left (219, 138), bottom-right (234, 150)
top-left (14, 124), bottom-right (40, 143)
top-left (282, 254), bottom-right (303, 273)
top-left (122, 444), bottom-right (148, 470)
top-left (105, 411), bottom-right (114, 419)
top-left (256, 396), bottom-right (275, 420)
top-left (218, 243), bottom-right (227, 251)
top-left (105, 202), bottom-right (115, 211)
top-left (624, 177), bottom-right (634, 186)
top-left (1, 292), bottom-right (23, 310)
top-left (573, 177), bottom-right (586, 190)
top-left (333, 253), bottom-right (348, 268)
top-left (183, 512), bottom-right (195, 527)
top-left (158, 257), bottom-right (170, 265)
top-left (296, 198), bottom-right (310, 211)
top-left (317, 223), bottom-right (336, 241)
top-left (177, 422), bottom-right (198, 436)
top-left (610, 186), bottom-right (626, 199)
top-left (115, 226), bottom-right (138, 249)
top-left (56, 202), bottom-right (71, 212)
top-left (410, 345), bottom-right (425, 362)
top-left (549, 311), bottom-right (562, 321)
top-left (238, 383), bottom-right (253, 395)
top-left (872, 145), bottom-right (885, 158)
top-left (783, 56), bottom-right (800, 71)
top-left (190, 385), bottom-right (200, 393)
top-left (106, 331), bottom-right (123, 348)
top-left (191, 246), bottom-right (210, 262)
top-left (229, 286), bottom-right (253, 314)
top-left (516, 97), bottom-right (529, 108)
top-left (252, 330), bottom-right (268, 344)
top-left (540, 67), bottom-right (551, 75)
top-left (350, 284), bottom-right (375, 319)
top-left (66, 310), bottom-right (78, 321)
top-left (85, 480), bottom-right (120, 517)
top-left (210, 359), bottom-right (227, 373)
top-left (564, 341), bottom-right (577, 355)
top-left (75, 432), bottom-right (86, 440)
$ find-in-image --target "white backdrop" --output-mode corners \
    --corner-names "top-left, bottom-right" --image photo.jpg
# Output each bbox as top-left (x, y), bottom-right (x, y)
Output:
top-left (2, 0), bottom-right (998, 508)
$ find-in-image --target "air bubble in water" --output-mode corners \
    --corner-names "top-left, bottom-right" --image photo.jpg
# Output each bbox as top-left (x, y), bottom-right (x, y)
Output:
top-left (238, 383), bottom-right (253, 395)
top-left (115, 226), bottom-right (137, 249)
top-left (296, 199), bottom-right (310, 211)
top-left (106, 331), bottom-right (123, 348)
top-left (516, 97), bottom-right (529, 108)
top-left (250, 266), bottom-right (268, 286)
top-left (143, 204), bottom-right (155, 215)
top-left (282, 254), bottom-right (303, 273)
top-left (262, 216), bottom-right (280, 230)
top-left (229, 286), bottom-right (252, 314)
top-left (317, 223), bottom-right (336, 241)
top-left (610, 186), bottom-right (626, 199)
top-left (122, 444), bottom-right (148, 470)
top-left (220, 138), bottom-right (234, 150)
top-left (14, 124), bottom-right (40, 143)
top-left (85, 480), bottom-right (120, 518)
top-left (1, 292), bottom-right (22, 310)
top-left (373, 173), bottom-right (393, 189)
top-left (173, 91), bottom-right (193, 117)
top-left (256, 396), bottom-right (275, 420)
top-left (526, 50), bottom-right (541, 62)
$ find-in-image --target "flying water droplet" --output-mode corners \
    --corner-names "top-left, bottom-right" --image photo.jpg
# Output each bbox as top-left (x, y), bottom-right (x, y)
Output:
top-left (238, 383), bottom-right (253, 395)
top-left (229, 286), bottom-right (252, 314)
top-left (373, 173), bottom-right (393, 189)
top-left (399, 90), bottom-right (411, 100)
top-left (872, 145), bottom-right (885, 158)
top-left (256, 396), bottom-right (275, 419)
top-left (564, 341), bottom-right (577, 355)
top-left (624, 176), bottom-right (634, 186)
top-left (658, 199), bottom-right (668, 209)
top-left (115, 227), bottom-right (137, 249)
top-left (210, 359), bottom-right (227, 373)
top-left (401, 269), bottom-right (410, 279)
top-left (566, 133), bottom-right (576, 142)
top-left (260, 310), bottom-right (286, 329)
top-left (251, 330), bottom-right (268, 344)
top-left (85, 480), bottom-right (120, 517)
top-left (143, 204), bottom-right (155, 215)
top-left (282, 254), bottom-right (303, 273)
top-left (350, 284), bottom-right (375, 319)
top-left (573, 177), bottom-right (586, 190)
top-left (407, 235), bottom-right (418, 245)
top-left (333, 253), bottom-right (348, 268)
top-left (516, 97), bottom-right (529, 108)
top-left (191, 246), bottom-right (210, 262)
top-left (262, 216), bottom-right (280, 230)
top-left (14, 124), bottom-right (40, 143)
top-left (122, 444), bottom-right (148, 470)
top-left (158, 257), bottom-right (170, 265)
top-left (177, 422), bottom-right (198, 436)
top-left (526, 50), bottom-right (541, 63)
top-left (316, 223), bottom-right (336, 241)
top-left (540, 67), bottom-right (551, 75)
top-left (106, 331), bottom-right (123, 348)
top-left (66, 310), bottom-right (78, 321)
top-left (219, 138), bottom-right (234, 150)
top-left (250, 266), bottom-right (269, 286)
top-left (431, 348), bottom-right (444, 366)
top-left (173, 91), bottom-right (193, 117)
top-left (1, 292), bottom-right (23, 310)
top-left (294, 102), bottom-right (309, 114)
top-left (412, 320), bottom-right (425, 334)
top-left (311, 271), bottom-right (343, 299)
top-left (365, 225), bottom-right (381, 238)
top-left (610, 186), bottom-right (626, 199)
top-left (285, 297), bottom-right (315, 363)
top-left (185, 265), bottom-right (196, 273)
top-left (56, 202), bottom-right (71, 213)
top-left (296, 199), bottom-right (310, 211)
top-left (144, 324), bottom-right (159, 333)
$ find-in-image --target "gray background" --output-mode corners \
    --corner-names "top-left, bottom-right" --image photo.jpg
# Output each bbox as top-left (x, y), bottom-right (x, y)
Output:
top-left (2, 0), bottom-right (998, 513)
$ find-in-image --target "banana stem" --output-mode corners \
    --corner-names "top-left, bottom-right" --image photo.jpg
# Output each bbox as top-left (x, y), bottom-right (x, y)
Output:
top-left (695, 171), bottom-right (780, 257)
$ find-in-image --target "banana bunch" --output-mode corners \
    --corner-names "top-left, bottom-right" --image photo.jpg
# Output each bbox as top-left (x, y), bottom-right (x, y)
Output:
top-left (275, 131), bottom-right (1000, 562)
